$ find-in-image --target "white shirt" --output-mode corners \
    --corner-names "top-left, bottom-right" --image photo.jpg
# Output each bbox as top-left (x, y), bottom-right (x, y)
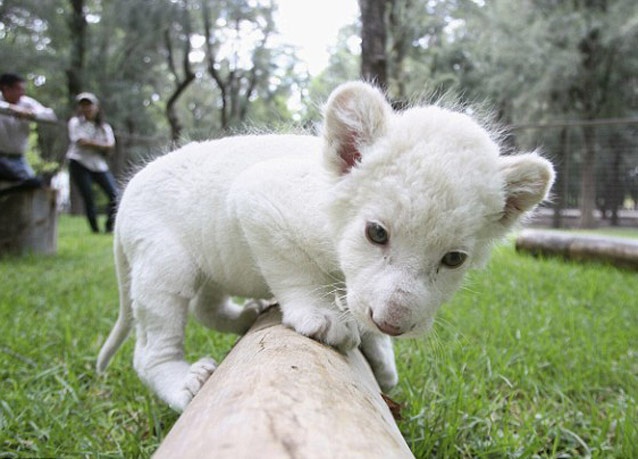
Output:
top-left (66, 116), bottom-right (115, 172)
top-left (0, 94), bottom-right (56, 155)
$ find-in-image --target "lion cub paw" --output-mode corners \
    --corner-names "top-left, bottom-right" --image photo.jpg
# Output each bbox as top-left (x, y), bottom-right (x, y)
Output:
top-left (285, 310), bottom-right (361, 352)
top-left (177, 357), bottom-right (217, 410)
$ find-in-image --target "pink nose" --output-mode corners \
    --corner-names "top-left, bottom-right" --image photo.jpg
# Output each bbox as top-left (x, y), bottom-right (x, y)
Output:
top-left (375, 320), bottom-right (403, 336)
top-left (369, 309), bottom-right (404, 336)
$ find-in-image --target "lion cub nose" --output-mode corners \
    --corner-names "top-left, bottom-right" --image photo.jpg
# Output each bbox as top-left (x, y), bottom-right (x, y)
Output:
top-left (369, 309), bottom-right (404, 336)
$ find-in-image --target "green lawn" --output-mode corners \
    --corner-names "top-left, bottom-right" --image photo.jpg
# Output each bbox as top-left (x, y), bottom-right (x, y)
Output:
top-left (1, 216), bottom-right (637, 458)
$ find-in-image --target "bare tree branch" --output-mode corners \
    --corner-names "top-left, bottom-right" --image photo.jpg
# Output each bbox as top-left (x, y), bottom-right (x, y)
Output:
top-left (165, 5), bottom-right (196, 143)
top-left (202, 0), bottom-right (229, 129)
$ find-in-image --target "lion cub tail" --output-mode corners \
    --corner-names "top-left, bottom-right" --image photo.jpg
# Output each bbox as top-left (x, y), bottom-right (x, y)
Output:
top-left (97, 236), bottom-right (133, 373)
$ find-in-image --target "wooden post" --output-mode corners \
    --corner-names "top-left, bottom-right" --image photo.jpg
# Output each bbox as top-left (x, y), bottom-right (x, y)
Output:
top-left (153, 308), bottom-right (414, 459)
top-left (0, 187), bottom-right (58, 256)
top-left (515, 229), bottom-right (638, 270)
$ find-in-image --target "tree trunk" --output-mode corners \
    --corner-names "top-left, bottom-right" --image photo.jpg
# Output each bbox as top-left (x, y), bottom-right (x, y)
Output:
top-left (609, 141), bottom-right (622, 226)
top-left (66, 0), bottom-right (87, 102)
top-left (387, 0), bottom-right (411, 103)
top-left (201, 0), bottom-right (229, 131)
top-left (0, 187), bottom-right (58, 256)
top-left (66, 0), bottom-right (87, 215)
top-left (153, 308), bottom-right (414, 459)
top-left (552, 127), bottom-right (569, 228)
top-left (359, 0), bottom-right (390, 89)
top-left (164, 17), bottom-right (195, 144)
top-left (578, 125), bottom-right (597, 228)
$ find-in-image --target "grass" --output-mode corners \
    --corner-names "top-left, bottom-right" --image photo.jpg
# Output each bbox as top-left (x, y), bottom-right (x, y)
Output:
top-left (1, 216), bottom-right (637, 458)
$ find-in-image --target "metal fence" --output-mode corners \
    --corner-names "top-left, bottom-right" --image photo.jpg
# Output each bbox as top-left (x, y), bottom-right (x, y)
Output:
top-left (17, 112), bottom-right (638, 229)
top-left (510, 118), bottom-right (638, 229)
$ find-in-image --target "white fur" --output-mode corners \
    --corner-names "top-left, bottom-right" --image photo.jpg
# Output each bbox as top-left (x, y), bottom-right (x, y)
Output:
top-left (96, 81), bottom-right (555, 411)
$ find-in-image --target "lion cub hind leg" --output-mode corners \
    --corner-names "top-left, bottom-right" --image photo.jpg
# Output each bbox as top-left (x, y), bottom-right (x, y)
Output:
top-left (191, 283), bottom-right (267, 334)
top-left (132, 290), bottom-right (216, 412)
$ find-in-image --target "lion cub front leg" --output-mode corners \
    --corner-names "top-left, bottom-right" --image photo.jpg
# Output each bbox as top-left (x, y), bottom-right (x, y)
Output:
top-left (133, 290), bottom-right (216, 412)
top-left (360, 333), bottom-right (398, 393)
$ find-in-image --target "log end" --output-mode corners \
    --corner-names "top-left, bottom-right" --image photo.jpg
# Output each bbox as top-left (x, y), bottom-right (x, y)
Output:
top-left (516, 229), bottom-right (638, 270)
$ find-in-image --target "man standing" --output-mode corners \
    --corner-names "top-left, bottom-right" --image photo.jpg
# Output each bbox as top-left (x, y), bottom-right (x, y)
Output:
top-left (0, 73), bottom-right (56, 187)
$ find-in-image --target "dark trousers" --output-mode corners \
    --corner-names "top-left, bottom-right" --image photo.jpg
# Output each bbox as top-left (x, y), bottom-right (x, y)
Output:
top-left (68, 159), bottom-right (119, 233)
top-left (0, 154), bottom-right (43, 194)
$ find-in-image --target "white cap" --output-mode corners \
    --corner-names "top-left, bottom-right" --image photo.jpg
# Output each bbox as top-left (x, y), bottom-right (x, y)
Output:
top-left (76, 92), bottom-right (99, 105)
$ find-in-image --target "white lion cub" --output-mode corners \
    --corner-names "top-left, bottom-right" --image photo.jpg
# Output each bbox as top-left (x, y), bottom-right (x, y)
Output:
top-left (97, 81), bottom-right (554, 411)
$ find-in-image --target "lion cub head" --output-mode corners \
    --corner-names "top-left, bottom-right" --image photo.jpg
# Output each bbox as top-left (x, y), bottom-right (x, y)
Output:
top-left (322, 82), bottom-right (554, 337)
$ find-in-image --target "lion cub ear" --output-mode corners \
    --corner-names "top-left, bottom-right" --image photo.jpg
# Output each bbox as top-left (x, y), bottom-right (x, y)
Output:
top-left (322, 81), bottom-right (392, 176)
top-left (499, 152), bottom-right (555, 227)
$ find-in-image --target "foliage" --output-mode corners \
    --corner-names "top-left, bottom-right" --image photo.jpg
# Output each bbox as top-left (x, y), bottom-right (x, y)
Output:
top-left (385, 0), bottom-right (483, 102)
top-left (0, 0), bottom-right (302, 143)
top-left (335, 0), bottom-right (636, 128)
top-left (303, 23), bottom-right (361, 123)
top-left (1, 217), bottom-right (636, 457)
top-left (0, 0), bottom-right (69, 110)
top-left (2, 1), bottom-right (636, 157)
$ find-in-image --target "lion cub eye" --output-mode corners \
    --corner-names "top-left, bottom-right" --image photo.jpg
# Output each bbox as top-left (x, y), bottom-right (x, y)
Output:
top-left (441, 251), bottom-right (467, 268)
top-left (365, 222), bottom-right (389, 245)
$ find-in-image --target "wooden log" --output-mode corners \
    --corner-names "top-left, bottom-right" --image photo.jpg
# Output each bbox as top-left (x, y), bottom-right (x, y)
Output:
top-left (153, 308), bottom-right (414, 459)
top-left (0, 186), bottom-right (58, 256)
top-left (515, 229), bottom-right (638, 270)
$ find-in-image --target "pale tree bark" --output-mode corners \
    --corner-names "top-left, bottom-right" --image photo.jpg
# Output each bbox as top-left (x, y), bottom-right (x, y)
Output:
top-left (153, 308), bottom-right (414, 459)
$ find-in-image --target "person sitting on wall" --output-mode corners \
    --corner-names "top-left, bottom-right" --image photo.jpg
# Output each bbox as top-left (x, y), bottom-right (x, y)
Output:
top-left (0, 73), bottom-right (57, 191)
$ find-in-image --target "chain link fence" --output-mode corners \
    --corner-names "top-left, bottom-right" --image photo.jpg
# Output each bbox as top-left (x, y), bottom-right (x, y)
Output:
top-left (24, 114), bottom-right (638, 229)
top-left (510, 118), bottom-right (638, 229)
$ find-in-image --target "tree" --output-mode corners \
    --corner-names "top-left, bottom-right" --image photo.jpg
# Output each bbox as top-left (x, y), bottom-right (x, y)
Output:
top-left (358, 0), bottom-right (391, 89)
top-left (385, 0), bottom-right (480, 102)
top-left (163, 0), bottom-right (196, 144)
top-left (0, 0), bottom-right (75, 174)
top-left (66, 0), bottom-right (87, 102)
top-left (201, 0), bottom-right (281, 132)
